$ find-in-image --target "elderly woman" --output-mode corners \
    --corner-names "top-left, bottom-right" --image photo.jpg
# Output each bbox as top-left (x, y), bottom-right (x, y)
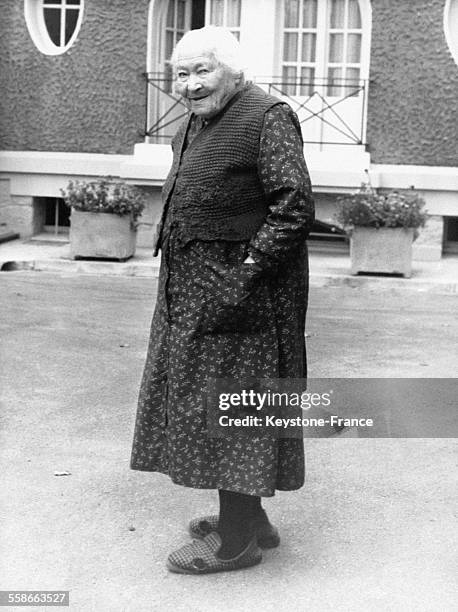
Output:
top-left (130, 26), bottom-right (315, 574)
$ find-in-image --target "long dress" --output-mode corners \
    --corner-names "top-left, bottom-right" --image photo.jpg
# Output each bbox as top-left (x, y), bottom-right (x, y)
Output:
top-left (130, 103), bottom-right (315, 497)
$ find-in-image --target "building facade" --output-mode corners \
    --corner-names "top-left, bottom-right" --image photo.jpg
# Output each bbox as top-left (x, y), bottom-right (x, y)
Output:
top-left (1, 0), bottom-right (457, 259)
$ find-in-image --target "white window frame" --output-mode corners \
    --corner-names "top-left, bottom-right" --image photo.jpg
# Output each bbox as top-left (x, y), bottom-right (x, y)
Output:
top-left (444, 0), bottom-right (458, 66)
top-left (205, 0), bottom-right (242, 39)
top-left (24, 0), bottom-right (84, 56)
top-left (278, 0), bottom-right (371, 95)
top-left (326, 0), bottom-right (363, 95)
top-left (162, 0), bottom-right (192, 91)
top-left (164, 0), bottom-right (191, 64)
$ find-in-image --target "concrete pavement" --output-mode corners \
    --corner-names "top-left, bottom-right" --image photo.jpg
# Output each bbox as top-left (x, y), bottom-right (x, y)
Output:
top-left (0, 236), bottom-right (457, 293)
top-left (0, 272), bottom-right (457, 612)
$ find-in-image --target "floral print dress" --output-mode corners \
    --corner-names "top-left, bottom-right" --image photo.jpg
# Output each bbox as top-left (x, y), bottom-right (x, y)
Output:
top-left (130, 103), bottom-right (315, 497)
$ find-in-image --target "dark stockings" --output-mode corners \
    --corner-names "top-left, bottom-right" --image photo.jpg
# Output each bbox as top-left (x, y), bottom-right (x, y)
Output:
top-left (216, 489), bottom-right (262, 560)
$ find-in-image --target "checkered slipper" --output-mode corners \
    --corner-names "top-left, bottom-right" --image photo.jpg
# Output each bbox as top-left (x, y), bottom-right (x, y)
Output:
top-left (188, 511), bottom-right (280, 549)
top-left (167, 532), bottom-right (262, 574)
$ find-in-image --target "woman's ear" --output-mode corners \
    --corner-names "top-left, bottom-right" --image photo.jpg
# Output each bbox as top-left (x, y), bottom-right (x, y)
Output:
top-left (235, 71), bottom-right (245, 86)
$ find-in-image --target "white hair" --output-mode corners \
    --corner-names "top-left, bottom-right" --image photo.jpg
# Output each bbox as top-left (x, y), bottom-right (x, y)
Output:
top-left (170, 25), bottom-right (245, 75)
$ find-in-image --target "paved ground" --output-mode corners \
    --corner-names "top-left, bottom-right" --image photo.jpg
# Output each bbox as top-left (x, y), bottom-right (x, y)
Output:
top-left (1, 237), bottom-right (458, 294)
top-left (0, 272), bottom-right (457, 612)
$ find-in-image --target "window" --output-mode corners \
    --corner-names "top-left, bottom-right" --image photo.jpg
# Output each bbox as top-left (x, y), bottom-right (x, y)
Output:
top-left (34, 197), bottom-right (70, 237)
top-left (282, 0), bottom-right (318, 96)
top-left (159, 0), bottom-right (242, 88)
top-left (277, 0), bottom-right (371, 145)
top-left (163, 0), bottom-right (191, 90)
top-left (444, 217), bottom-right (458, 254)
top-left (152, 0), bottom-right (242, 84)
top-left (281, 0), bottom-right (363, 96)
top-left (24, 0), bottom-right (84, 56)
top-left (44, 197), bottom-right (70, 234)
top-left (146, 0), bottom-right (242, 141)
top-left (206, 0), bottom-right (241, 39)
top-left (327, 0), bottom-right (362, 95)
top-left (444, 0), bottom-right (458, 65)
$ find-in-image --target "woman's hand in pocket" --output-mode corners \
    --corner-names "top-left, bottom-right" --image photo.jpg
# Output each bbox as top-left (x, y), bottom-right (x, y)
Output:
top-left (196, 259), bottom-right (267, 333)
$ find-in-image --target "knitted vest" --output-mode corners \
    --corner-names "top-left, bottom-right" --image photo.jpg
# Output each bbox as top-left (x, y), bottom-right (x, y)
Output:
top-left (153, 84), bottom-right (296, 254)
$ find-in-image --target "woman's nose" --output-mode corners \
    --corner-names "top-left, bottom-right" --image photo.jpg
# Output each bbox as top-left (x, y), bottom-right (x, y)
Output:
top-left (187, 74), bottom-right (203, 93)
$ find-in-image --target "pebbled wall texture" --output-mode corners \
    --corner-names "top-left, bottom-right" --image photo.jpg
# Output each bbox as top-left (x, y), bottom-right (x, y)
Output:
top-left (0, 0), bottom-right (149, 154)
top-left (367, 0), bottom-right (458, 166)
top-left (1, 0), bottom-right (457, 166)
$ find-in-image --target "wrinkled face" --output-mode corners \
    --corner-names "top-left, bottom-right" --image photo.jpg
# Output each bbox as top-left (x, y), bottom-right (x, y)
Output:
top-left (174, 54), bottom-right (240, 118)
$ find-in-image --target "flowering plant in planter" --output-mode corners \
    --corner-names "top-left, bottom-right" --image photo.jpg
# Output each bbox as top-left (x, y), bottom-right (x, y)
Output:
top-left (61, 176), bottom-right (146, 224)
top-left (60, 177), bottom-right (147, 261)
top-left (336, 183), bottom-right (427, 230)
top-left (335, 183), bottom-right (428, 278)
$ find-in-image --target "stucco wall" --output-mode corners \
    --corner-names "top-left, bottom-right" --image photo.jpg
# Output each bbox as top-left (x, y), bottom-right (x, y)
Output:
top-left (2, 0), bottom-right (457, 167)
top-left (367, 0), bottom-right (458, 166)
top-left (0, 0), bottom-right (149, 155)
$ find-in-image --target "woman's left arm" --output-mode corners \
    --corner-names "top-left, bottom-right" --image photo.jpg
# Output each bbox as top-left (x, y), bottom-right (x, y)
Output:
top-left (244, 103), bottom-right (315, 271)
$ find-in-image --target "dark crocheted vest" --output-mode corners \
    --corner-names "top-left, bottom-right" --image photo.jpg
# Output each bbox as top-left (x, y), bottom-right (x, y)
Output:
top-left (153, 84), bottom-right (290, 254)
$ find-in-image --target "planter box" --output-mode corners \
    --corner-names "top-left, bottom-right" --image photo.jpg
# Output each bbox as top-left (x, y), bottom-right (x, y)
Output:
top-left (69, 209), bottom-right (136, 261)
top-left (350, 227), bottom-right (414, 277)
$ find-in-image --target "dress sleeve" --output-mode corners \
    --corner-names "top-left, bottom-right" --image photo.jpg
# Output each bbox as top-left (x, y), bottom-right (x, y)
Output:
top-left (247, 103), bottom-right (315, 272)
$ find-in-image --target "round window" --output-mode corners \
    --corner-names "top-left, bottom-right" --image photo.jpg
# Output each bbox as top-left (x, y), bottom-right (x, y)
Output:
top-left (444, 0), bottom-right (458, 65)
top-left (24, 0), bottom-right (84, 56)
